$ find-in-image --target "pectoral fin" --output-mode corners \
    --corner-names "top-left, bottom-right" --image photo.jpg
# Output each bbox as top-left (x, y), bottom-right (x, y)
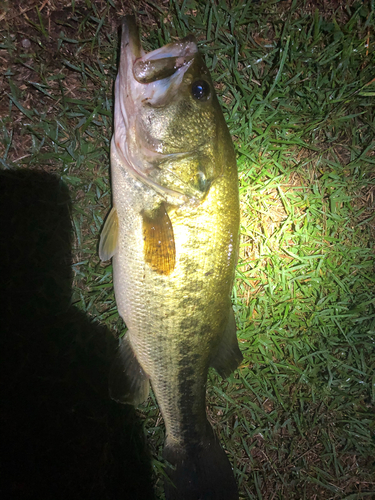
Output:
top-left (142, 203), bottom-right (175, 275)
top-left (99, 207), bottom-right (119, 261)
top-left (210, 308), bottom-right (243, 379)
top-left (109, 333), bottom-right (150, 406)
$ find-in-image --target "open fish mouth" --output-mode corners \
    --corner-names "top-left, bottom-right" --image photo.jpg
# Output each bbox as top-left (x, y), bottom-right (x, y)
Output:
top-left (112, 16), bottom-right (209, 206)
top-left (120, 16), bottom-right (197, 106)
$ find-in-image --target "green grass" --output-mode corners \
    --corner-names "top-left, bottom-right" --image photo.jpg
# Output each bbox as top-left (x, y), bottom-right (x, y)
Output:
top-left (1, 0), bottom-right (375, 498)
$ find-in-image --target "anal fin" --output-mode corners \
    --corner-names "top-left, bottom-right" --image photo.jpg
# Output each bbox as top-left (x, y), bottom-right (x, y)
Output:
top-left (210, 308), bottom-right (243, 379)
top-left (99, 206), bottom-right (119, 261)
top-left (109, 333), bottom-right (150, 406)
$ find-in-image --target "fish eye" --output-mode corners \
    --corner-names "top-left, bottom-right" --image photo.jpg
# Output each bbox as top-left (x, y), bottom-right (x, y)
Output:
top-left (191, 80), bottom-right (210, 100)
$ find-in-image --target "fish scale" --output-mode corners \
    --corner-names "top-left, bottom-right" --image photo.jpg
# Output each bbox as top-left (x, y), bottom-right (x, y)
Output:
top-left (100, 16), bottom-right (242, 500)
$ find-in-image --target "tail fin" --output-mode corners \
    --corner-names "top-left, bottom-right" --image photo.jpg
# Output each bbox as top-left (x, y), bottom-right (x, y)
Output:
top-left (163, 428), bottom-right (238, 500)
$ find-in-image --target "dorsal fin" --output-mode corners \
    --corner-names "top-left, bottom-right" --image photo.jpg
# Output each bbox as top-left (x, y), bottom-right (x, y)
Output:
top-left (99, 207), bottom-right (119, 261)
top-left (210, 308), bottom-right (243, 379)
top-left (142, 203), bottom-right (175, 275)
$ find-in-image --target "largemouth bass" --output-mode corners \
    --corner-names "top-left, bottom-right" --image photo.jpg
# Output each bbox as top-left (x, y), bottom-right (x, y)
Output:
top-left (99, 16), bottom-right (242, 500)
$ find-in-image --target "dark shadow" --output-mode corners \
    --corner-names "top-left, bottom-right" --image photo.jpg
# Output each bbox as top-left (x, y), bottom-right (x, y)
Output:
top-left (0, 170), bottom-right (155, 500)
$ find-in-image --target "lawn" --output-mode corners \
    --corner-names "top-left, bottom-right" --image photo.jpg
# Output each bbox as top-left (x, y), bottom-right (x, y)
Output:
top-left (1, 1), bottom-right (374, 499)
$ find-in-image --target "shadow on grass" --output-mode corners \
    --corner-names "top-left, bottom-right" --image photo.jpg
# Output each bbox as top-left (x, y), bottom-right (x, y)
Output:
top-left (0, 170), bottom-right (154, 500)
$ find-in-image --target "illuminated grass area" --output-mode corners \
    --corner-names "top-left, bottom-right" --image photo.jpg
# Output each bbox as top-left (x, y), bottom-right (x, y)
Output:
top-left (1, 1), bottom-right (374, 499)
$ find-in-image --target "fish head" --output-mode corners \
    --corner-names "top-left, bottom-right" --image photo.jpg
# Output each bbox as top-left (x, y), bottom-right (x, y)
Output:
top-left (113, 16), bottom-right (226, 205)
